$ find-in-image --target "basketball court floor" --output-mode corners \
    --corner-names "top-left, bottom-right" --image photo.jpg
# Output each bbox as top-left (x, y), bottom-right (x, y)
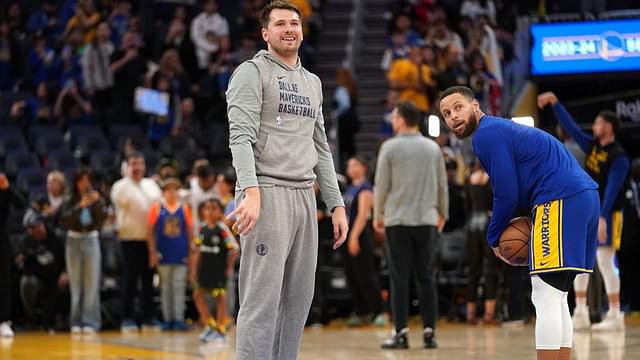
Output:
top-left (2, 317), bottom-right (640, 359)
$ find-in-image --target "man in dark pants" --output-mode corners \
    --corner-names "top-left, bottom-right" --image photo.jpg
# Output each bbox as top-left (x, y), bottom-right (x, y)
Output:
top-left (16, 212), bottom-right (69, 331)
top-left (110, 153), bottom-right (162, 331)
top-left (373, 100), bottom-right (449, 349)
top-left (0, 173), bottom-right (26, 337)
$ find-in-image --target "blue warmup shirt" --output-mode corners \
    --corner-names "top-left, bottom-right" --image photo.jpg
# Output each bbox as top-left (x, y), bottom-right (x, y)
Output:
top-left (552, 102), bottom-right (630, 217)
top-left (472, 115), bottom-right (598, 247)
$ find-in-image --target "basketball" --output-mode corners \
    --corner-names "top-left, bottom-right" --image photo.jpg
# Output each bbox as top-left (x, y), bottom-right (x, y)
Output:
top-left (498, 217), bottom-right (532, 266)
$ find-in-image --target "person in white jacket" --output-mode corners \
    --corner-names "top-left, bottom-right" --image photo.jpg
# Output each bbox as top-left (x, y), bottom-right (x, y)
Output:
top-left (190, 0), bottom-right (229, 70)
top-left (110, 152), bottom-right (161, 332)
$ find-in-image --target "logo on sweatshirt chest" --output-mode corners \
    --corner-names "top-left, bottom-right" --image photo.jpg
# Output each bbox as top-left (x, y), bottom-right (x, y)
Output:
top-left (276, 79), bottom-right (317, 120)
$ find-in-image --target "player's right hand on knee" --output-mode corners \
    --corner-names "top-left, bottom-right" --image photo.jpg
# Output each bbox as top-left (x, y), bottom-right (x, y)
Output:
top-left (229, 187), bottom-right (261, 236)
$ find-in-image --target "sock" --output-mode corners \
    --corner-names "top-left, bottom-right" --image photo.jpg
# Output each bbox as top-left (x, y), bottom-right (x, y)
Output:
top-left (208, 318), bottom-right (217, 329)
top-left (575, 297), bottom-right (588, 313)
top-left (609, 302), bottom-right (621, 317)
top-left (424, 327), bottom-right (434, 336)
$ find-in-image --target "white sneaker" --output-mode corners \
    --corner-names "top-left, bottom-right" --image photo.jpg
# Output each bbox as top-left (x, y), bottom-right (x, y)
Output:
top-left (592, 313), bottom-right (625, 331)
top-left (573, 308), bottom-right (591, 331)
top-left (71, 326), bottom-right (82, 335)
top-left (0, 322), bottom-right (14, 338)
top-left (82, 327), bottom-right (97, 335)
top-left (501, 319), bottom-right (525, 328)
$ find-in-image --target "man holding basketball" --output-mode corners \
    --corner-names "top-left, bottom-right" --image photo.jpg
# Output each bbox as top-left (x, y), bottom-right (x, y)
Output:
top-left (439, 86), bottom-right (599, 360)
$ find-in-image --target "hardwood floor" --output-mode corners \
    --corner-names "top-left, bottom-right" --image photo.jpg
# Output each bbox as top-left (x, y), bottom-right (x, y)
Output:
top-left (3, 317), bottom-right (640, 359)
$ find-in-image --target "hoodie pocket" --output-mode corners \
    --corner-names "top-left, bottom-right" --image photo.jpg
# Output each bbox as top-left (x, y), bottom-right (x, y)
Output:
top-left (256, 131), bottom-right (318, 180)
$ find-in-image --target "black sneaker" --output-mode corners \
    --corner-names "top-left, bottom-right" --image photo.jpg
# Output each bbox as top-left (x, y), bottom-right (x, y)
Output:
top-left (381, 328), bottom-right (409, 349)
top-left (423, 328), bottom-right (438, 349)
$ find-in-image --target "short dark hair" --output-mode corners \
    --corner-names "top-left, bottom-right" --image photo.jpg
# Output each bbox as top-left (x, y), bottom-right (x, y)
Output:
top-left (127, 151), bottom-right (145, 162)
top-left (438, 86), bottom-right (475, 110)
top-left (395, 100), bottom-right (421, 127)
top-left (196, 164), bottom-right (212, 179)
top-left (219, 168), bottom-right (237, 186)
top-left (261, 1), bottom-right (303, 28)
top-left (349, 155), bottom-right (369, 170)
top-left (197, 198), bottom-right (224, 220)
top-left (597, 110), bottom-right (620, 134)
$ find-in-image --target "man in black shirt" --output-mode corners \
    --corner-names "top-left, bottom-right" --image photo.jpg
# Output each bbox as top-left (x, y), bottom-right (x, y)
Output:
top-left (16, 212), bottom-right (69, 331)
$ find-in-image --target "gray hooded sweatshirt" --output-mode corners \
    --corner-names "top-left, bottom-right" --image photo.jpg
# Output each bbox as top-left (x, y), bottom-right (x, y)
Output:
top-left (227, 50), bottom-right (344, 211)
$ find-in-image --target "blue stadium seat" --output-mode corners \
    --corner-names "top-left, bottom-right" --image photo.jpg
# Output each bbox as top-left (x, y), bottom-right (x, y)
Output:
top-left (90, 150), bottom-right (119, 175)
top-left (176, 148), bottom-right (206, 178)
top-left (108, 125), bottom-right (143, 147)
top-left (68, 125), bottom-right (103, 148)
top-left (0, 132), bottom-right (28, 158)
top-left (75, 132), bottom-right (111, 154)
top-left (159, 134), bottom-right (196, 157)
top-left (35, 132), bottom-right (68, 156)
top-left (5, 150), bottom-right (41, 178)
top-left (16, 168), bottom-right (48, 196)
top-left (29, 125), bottom-right (63, 142)
top-left (47, 150), bottom-right (80, 173)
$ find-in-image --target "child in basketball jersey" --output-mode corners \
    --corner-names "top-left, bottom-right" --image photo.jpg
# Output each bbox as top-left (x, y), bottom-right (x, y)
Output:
top-left (190, 199), bottom-right (239, 342)
top-left (147, 178), bottom-right (193, 331)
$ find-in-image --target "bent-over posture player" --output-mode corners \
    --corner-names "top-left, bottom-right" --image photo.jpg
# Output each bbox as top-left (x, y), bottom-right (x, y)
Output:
top-left (439, 86), bottom-right (599, 360)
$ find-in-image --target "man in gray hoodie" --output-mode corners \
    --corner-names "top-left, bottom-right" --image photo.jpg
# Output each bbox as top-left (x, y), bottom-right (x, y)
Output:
top-left (374, 100), bottom-right (448, 350)
top-left (226, 2), bottom-right (348, 359)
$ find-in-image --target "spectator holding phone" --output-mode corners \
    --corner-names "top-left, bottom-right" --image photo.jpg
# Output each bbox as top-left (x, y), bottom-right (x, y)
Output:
top-left (59, 168), bottom-right (107, 335)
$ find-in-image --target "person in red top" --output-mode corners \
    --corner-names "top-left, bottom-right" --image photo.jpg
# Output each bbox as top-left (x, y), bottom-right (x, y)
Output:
top-left (147, 178), bottom-right (193, 331)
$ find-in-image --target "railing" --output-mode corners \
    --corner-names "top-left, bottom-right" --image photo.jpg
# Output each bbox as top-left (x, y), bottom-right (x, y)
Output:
top-left (344, 0), bottom-right (364, 76)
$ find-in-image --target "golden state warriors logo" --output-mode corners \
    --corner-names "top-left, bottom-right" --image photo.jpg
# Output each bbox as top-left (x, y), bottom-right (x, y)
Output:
top-left (532, 200), bottom-right (562, 271)
top-left (163, 216), bottom-right (182, 237)
top-left (586, 148), bottom-right (608, 174)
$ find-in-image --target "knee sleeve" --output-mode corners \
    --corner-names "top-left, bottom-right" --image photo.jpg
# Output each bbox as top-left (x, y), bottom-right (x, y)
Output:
top-left (573, 273), bottom-right (590, 293)
top-left (597, 247), bottom-right (620, 294)
top-left (561, 292), bottom-right (572, 348)
top-left (531, 275), bottom-right (565, 350)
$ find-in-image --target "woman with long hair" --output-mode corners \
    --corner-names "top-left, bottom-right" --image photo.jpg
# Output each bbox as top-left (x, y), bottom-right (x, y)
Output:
top-left (59, 168), bottom-right (107, 334)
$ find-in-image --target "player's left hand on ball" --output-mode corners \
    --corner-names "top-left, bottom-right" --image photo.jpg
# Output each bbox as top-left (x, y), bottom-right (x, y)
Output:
top-left (332, 207), bottom-right (348, 250)
top-left (598, 216), bottom-right (607, 244)
top-left (492, 246), bottom-right (510, 264)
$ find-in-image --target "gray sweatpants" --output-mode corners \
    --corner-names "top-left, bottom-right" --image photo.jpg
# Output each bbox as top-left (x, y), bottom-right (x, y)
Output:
top-left (236, 185), bottom-right (318, 360)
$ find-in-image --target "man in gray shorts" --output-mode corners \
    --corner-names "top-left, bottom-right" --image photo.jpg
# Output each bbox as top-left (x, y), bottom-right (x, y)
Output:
top-left (226, 1), bottom-right (348, 359)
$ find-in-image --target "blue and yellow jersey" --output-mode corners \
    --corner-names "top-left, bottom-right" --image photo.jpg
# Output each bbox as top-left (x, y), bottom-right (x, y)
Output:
top-left (552, 102), bottom-right (630, 217)
top-left (472, 115), bottom-right (598, 247)
top-left (148, 201), bottom-right (193, 264)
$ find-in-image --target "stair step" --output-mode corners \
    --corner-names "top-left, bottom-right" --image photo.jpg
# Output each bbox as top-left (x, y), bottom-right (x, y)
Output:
top-left (361, 29), bottom-right (387, 37)
top-left (320, 28), bottom-right (350, 37)
top-left (325, 0), bottom-right (354, 6)
top-left (323, 13), bottom-right (351, 22)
